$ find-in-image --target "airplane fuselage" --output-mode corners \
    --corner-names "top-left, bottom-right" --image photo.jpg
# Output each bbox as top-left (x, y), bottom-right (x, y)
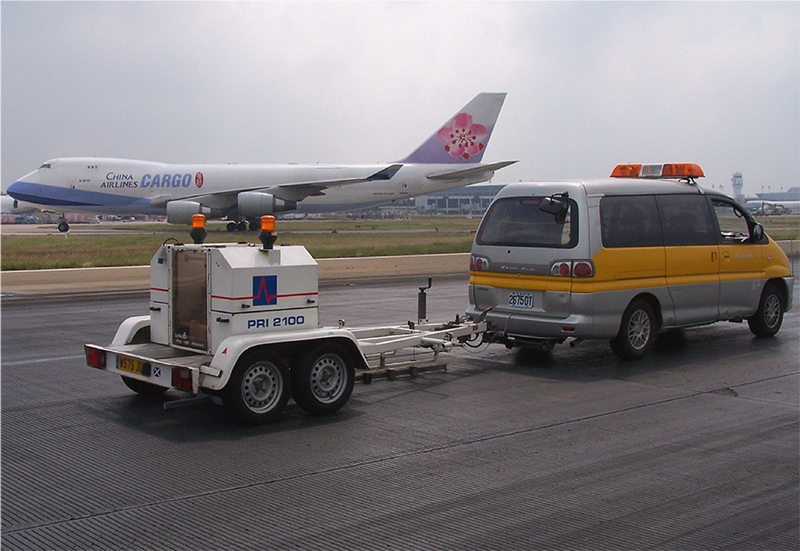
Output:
top-left (9, 157), bottom-right (497, 217)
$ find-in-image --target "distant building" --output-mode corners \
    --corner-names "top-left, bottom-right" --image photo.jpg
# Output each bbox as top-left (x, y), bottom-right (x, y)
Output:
top-left (415, 184), bottom-right (506, 215)
top-left (755, 186), bottom-right (800, 201)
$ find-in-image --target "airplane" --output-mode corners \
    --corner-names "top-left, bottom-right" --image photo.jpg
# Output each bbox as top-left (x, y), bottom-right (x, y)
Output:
top-left (744, 199), bottom-right (800, 216)
top-left (1, 194), bottom-right (39, 215)
top-left (7, 93), bottom-right (515, 232)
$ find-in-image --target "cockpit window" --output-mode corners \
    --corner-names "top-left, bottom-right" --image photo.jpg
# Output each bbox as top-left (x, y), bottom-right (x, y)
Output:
top-left (39, 163), bottom-right (51, 169)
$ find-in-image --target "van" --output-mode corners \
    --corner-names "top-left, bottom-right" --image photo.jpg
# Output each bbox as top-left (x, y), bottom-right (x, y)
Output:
top-left (467, 163), bottom-right (794, 359)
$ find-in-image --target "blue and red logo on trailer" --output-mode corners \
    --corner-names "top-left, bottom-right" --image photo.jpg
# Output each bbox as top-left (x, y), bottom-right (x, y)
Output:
top-left (252, 275), bottom-right (278, 306)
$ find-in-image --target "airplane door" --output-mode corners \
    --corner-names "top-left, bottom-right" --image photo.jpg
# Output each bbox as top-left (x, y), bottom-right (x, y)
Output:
top-left (657, 195), bottom-right (720, 325)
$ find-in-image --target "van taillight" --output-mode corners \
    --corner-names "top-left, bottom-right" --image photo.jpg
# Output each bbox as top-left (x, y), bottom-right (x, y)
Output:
top-left (550, 260), bottom-right (594, 277)
top-left (85, 346), bottom-right (106, 369)
top-left (573, 262), bottom-right (594, 277)
top-left (551, 262), bottom-right (571, 276)
top-left (470, 255), bottom-right (490, 271)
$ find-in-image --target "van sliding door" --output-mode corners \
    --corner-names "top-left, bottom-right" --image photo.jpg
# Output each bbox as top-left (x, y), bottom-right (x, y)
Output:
top-left (656, 195), bottom-right (720, 325)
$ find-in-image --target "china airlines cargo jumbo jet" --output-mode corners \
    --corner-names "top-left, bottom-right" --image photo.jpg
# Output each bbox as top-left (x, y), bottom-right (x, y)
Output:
top-left (7, 93), bottom-right (515, 232)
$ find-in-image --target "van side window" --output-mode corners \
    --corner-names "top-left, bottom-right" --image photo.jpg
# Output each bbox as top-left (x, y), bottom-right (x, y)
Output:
top-left (711, 198), bottom-right (754, 243)
top-left (656, 195), bottom-right (717, 246)
top-left (476, 197), bottom-right (577, 248)
top-left (600, 195), bottom-right (662, 247)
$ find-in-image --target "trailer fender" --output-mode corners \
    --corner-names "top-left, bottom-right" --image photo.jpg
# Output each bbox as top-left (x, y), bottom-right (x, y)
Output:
top-left (111, 316), bottom-right (152, 346)
top-left (205, 329), bottom-right (366, 392)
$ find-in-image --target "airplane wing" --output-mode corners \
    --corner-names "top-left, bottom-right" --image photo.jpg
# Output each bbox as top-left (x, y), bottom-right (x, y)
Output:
top-left (150, 164), bottom-right (403, 207)
top-left (264, 164), bottom-right (402, 202)
top-left (425, 160), bottom-right (518, 181)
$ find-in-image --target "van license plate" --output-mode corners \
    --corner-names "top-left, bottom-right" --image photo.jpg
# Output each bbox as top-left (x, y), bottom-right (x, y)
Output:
top-left (508, 292), bottom-right (534, 309)
top-left (117, 356), bottom-right (150, 376)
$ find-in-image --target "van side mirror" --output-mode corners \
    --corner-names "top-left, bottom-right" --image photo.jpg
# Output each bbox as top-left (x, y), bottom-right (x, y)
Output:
top-left (751, 223), bottom-right (764, 242)
top-left (539, 195), bottom-right (569, 223)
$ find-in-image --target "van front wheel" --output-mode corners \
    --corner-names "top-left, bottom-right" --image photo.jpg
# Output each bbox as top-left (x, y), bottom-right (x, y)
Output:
top-left (748, 283), bottom-right (784, 338)
top-left (611, 299), bottom-right (657, 360)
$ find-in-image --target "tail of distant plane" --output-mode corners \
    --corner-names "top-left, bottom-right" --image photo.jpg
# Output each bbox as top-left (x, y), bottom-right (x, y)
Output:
top-left (400, 93), bottom-right (507, 164)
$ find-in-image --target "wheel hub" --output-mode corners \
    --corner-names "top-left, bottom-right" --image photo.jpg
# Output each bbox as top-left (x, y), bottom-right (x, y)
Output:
top-left (311, 356), bottom-right (344, 402)
top-left (243, 364), bottom-right (281, 411)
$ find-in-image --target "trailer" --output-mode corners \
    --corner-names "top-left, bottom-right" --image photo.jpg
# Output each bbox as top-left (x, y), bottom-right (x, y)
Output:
top-left (84, 216), bottom-right (486, 424)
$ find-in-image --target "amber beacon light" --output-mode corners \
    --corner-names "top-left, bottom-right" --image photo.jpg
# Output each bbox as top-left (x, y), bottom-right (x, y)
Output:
top-left (259, 215), bottom-right (278, 250)
top-left (610, 163), bottom-right (705, 180)
top-left (190, 214), bottom-right (207, 244)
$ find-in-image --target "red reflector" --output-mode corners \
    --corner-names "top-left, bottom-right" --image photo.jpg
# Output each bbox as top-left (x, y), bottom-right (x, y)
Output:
top-left (85, 347), bottom-right (106, 369)
top-left (172, 367), bottom-right (192, 391)
top-left (573, 262), bottom-right (593, 277)
top-left (559, 263), bottom-right (570, 276)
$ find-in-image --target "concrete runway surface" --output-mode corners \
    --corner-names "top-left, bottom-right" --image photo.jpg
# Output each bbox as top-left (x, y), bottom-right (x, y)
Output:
top-left (2, 276), bottom-right (798, 550)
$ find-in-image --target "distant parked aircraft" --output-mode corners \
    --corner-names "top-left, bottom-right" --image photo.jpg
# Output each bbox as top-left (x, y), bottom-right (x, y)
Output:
top-left (8, 93), bottom-right (515, 232)
top-left (745, 199), bottom-right (800, 216)
top-left (1, 194), bottom-right (38, 215)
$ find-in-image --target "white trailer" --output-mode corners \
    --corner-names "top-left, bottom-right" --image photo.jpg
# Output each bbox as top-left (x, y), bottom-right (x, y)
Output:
top-left (84, 224), bottom-right (486, 424)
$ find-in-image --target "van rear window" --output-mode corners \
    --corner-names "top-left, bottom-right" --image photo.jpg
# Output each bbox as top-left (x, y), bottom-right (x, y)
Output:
top-left (476, 197), bottom-right (577, 248)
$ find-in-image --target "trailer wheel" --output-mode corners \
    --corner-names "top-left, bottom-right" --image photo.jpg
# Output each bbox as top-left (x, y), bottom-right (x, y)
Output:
top-left (222, 351), bottom-right (291, 424)
top-left (748, 283), bottom-right (784, 337)
top-left (292, 343), bottom-right (355, 414)
top-left (121, 376), bottom-right (167, 396)
top-left (610, 298), bottom-right (657, 360)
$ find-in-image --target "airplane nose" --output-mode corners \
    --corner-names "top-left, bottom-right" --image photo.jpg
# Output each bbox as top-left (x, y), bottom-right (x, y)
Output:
top-left (7, 178), bottom-right (40, 202)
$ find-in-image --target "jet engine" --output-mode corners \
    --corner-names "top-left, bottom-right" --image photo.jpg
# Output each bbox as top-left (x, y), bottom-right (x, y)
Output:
top-left (237, 192), bottom-right (298, 217)
top-left (166, 201), bottom-right (224, 224)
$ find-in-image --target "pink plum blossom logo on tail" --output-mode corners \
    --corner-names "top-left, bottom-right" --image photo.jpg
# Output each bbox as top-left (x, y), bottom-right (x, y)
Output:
top-left (436, 112), bottom-right (488, 160)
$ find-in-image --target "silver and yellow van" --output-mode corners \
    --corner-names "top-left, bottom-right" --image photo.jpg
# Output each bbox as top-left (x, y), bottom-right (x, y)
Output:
top-left (467, 163), bottom-right (794, 359)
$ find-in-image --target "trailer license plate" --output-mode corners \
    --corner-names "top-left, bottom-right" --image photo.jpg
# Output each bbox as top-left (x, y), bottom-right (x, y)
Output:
top-left (508, 292), bottom-right (534, 309)
top-left (118, 356), bottom-right (147, 376)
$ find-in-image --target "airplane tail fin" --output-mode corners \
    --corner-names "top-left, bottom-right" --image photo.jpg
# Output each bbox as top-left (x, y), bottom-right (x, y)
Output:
top-left (400, 92), bottom-right (507, 165)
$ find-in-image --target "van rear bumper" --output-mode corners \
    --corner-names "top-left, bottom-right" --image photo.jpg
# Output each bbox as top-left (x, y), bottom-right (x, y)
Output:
top-left (466, 292), bottom-right (619, 341)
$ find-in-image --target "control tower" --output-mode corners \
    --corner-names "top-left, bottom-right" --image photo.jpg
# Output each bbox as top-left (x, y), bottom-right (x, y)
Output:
top-left (731, 173), bottom-right (744, 202)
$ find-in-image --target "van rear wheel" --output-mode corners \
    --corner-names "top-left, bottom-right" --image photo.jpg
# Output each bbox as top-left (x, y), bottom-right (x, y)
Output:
top-left (611, 299), bottom-right (657, 360)
top-left (748, 283), bottom-right (784, 337)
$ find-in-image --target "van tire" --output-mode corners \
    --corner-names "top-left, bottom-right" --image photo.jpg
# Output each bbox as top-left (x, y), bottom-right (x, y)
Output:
top-left (611, 299), bottom-right (657, 360)
top-left (748, 283), bottom-right (784, 338)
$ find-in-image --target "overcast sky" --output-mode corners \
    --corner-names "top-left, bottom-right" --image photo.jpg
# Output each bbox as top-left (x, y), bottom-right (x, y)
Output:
top-left (2, 1), bottom-right (798, 197)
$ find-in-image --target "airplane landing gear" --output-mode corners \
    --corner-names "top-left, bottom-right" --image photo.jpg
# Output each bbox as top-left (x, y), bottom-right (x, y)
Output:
top-left (226, 219), bottom-right (259, 232)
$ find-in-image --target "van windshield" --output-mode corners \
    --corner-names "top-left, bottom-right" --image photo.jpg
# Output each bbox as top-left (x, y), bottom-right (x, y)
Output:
top-left (476, 197), bottom-right (577, 248)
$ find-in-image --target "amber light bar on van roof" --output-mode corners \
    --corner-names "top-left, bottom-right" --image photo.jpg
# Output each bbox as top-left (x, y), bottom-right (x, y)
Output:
top-left (610, 163), bottom-right (705, 179)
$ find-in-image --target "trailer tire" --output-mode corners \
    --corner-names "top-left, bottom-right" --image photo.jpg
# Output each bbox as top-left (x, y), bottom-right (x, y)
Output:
top-left (121, 376), bottom-right (167, 397)
top-left (222, 351), bottom-right (291, 424)
top-left (292, 343), bottom-right (355, 415)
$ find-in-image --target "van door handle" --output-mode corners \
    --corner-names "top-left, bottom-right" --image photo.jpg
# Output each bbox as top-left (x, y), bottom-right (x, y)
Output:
top-left (711, 252), bottom-right (717, 262)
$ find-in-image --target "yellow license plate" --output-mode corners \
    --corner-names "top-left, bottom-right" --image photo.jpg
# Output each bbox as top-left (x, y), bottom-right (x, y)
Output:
top-left (118, 356), bottom-right (148, 376)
